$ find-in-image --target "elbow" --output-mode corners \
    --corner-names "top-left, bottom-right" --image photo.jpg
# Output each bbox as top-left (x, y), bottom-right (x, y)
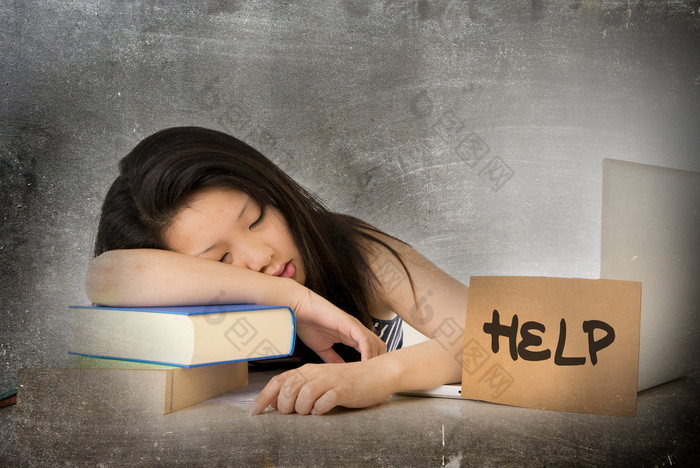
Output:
top-left (84, 250), bottom-right (130, 306)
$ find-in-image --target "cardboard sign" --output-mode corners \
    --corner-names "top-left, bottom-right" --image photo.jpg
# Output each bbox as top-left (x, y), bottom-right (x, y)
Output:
top-left (461, 276), bottom-right (641, 417)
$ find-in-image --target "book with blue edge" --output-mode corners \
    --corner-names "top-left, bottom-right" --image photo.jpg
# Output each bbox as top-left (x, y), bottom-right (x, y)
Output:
top-left (69, 304), bottom-right (296, 368)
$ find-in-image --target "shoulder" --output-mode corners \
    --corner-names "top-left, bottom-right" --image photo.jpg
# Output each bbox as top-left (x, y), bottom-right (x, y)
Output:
top-left (356, 225), bottom-right (468, 334)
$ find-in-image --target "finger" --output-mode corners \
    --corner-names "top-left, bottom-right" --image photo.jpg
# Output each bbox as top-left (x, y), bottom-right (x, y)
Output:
top-left (316, 348), bottom-right (345, 364)
top-left (349, 330), bottom-right (371, 361)
top-left (375, 337), bottom-right (387, 358)
top-left (276, 369), bottom-right (308, 414)
top-left (336, 318), bottom-right (372, 360)
top-left (367, 333), bottom-right (383, 359)
top-left (355, 331), bottom-right (384, 361)
top-left (369, 331), bottom-right (384, 357)
top-left (249, 374), bottom-right (283, 415)
top-left (311, 388), bottom-right (341, 415)
top-left (362, 335), bottom-right (375, 361)
top-left (294, 380), bottom-right (325, 415)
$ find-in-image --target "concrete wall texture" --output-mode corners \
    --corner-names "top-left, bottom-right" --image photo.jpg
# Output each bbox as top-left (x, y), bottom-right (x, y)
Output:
top-left (1, 1), bottom-right (699, 394)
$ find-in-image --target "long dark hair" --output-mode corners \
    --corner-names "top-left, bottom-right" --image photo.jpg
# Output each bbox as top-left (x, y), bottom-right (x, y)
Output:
top-left (94, 127), bottom-right (412, 362)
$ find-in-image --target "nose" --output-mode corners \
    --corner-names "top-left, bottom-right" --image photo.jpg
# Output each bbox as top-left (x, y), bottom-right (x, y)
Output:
top-left (230, 237), bottom-right (272, 273)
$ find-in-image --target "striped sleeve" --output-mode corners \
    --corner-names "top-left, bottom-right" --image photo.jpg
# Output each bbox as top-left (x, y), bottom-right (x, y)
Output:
top-left (372, 315), bottom-right (404, 352)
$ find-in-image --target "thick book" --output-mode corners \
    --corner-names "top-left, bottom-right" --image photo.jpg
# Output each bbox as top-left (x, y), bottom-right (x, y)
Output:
top-left (18, 357), bottom-right (248, 414)
top-left (69, 304), bottom-right (295, 367)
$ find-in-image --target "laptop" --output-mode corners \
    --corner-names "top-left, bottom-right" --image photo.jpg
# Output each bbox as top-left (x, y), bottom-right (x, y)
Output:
top-left (399, 158), bottom-right (699, 399)
top-left (601, 159), bottom-right (700, 391)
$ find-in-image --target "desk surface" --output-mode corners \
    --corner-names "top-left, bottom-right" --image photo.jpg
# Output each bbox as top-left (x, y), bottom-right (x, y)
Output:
top-left (2, 369), bottom-right (698, 466)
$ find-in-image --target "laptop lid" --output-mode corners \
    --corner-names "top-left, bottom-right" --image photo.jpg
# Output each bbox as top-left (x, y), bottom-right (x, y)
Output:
top-left (601, 159), bottom-right (700, 391)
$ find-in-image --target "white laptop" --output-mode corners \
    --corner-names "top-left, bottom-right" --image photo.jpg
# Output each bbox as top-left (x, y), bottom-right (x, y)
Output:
top-left (601, 158), bottom-right (700, 391)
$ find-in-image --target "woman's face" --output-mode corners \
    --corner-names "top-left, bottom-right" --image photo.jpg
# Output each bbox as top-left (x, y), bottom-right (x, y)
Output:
top-left (163, 187), bottom-right (306, 285)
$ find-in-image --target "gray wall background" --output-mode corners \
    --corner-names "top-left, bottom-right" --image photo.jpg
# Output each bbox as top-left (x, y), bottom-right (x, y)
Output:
top-left (1, 0), bottom-right (698, 393)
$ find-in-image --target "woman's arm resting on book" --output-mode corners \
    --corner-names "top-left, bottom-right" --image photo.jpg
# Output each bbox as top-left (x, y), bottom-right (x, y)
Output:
top-left (85, 249), bottom-right (385, 362)
top-left (86, 249), bottom-right (273, 307)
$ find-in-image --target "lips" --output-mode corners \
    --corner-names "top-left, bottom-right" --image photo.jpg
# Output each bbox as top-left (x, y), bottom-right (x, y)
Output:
top-left (273, 262), bottom-right (296, 279)
top-left (281, 261), bottom-right (296, 279)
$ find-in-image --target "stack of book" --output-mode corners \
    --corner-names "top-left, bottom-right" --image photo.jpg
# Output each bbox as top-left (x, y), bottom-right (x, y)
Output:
top-left (18, 304), bottom-right (295, 414)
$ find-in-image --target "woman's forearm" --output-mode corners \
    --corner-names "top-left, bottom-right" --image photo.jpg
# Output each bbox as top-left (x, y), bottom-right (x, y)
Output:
top-left (250, 337), bottom-right (464, 415)
top-left (375, 338), bottom-right (463, 392)
top-left (85, 248), bottom-right (299, 307)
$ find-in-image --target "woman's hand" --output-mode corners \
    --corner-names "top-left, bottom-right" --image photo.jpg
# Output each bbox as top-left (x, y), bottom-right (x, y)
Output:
top-left (249, 360), bottom-right (394, 415)
top-left (284, 285), bottom-right (386, 363)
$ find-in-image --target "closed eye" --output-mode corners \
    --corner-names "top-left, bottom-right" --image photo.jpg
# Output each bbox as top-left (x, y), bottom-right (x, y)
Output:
top-left (219, 252), bottom-right (230, 263)
top-left (250, 205), bottom-right (266, 229)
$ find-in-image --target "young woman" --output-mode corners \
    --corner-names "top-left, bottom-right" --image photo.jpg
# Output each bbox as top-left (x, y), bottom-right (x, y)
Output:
top-left (86, 126), bottom-right (468, 415)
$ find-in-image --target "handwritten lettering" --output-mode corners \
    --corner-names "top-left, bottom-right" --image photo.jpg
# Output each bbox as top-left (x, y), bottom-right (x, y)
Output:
top-left (483, 310), bottom-right (615, 366)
